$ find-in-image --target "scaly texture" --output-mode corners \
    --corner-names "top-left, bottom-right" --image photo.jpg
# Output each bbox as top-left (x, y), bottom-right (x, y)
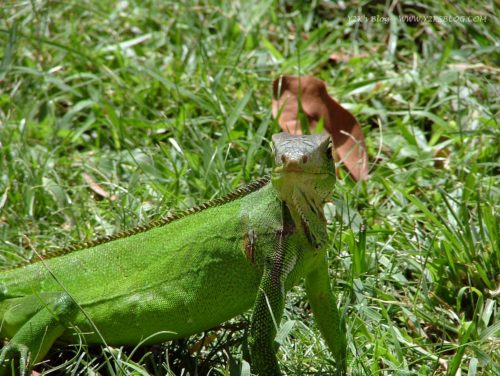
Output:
top-left (0, 176), bottom-right (271, 271)
top-left (0, 133), bottom-right (346, 375)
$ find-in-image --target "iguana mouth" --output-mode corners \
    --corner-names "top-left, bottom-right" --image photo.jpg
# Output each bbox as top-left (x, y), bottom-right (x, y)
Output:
top-left (272, 168), bottom-right (334, 175)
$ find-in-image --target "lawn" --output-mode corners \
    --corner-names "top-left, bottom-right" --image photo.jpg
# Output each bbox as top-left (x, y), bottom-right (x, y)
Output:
top-left (0, 0), bottom-right (498, 375)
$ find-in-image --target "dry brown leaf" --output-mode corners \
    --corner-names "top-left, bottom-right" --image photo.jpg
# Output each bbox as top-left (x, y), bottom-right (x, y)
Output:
top-left (329, 51), bottom-right (368, 63)
top-left (83, 173), bottom-right (116, 200)
top-left (272, 75), bottom-right (368, 181)
top-left (189, 334), bottom-right (218, 354)
top-left (449, 63), bottom-right (500, 74)
top-left (434, 147), bottom-right (451, 169)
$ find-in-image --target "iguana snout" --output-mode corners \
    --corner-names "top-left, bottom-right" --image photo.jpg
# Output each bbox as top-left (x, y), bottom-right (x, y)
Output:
top-left (279, 153), bottom-right (308, 172)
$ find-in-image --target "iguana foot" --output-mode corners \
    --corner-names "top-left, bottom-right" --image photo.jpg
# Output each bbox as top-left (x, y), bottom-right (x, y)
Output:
top-left (0, 292), bottom-right (78, 375)
top-left (0, 341), bottom-right (30, 376)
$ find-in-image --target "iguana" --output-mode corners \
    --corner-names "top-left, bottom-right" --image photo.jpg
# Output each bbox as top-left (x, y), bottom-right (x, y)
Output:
top-left (0, 132), bottom-right (346, 375)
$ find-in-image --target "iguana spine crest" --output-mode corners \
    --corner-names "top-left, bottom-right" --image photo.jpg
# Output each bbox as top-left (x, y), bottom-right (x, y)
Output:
top-left (2, 176), bottom-right (271, 271)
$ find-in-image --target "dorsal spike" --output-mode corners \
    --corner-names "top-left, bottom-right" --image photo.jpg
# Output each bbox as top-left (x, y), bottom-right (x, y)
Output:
top-left (1, 176), bottom-right (271, 271)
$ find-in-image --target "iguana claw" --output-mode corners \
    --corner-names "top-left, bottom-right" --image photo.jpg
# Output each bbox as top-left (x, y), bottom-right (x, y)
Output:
top-left (0, 341), bottom-right (30, 376)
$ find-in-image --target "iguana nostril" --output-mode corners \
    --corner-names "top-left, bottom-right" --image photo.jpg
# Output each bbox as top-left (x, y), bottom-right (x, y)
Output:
top-left (285, 159), bottom-right (301, 170)
top-left (302, 155), bottom-right (308, 164)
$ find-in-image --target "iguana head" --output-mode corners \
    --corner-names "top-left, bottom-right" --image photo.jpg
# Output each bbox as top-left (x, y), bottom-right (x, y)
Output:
top-left (271, 132), bottom-right (335, 204)
top-left (271, 132), bottom-right (335, 248)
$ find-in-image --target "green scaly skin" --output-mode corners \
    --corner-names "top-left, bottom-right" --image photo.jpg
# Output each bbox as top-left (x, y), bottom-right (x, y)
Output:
top-left (0, 132), bottom-right (346, 375)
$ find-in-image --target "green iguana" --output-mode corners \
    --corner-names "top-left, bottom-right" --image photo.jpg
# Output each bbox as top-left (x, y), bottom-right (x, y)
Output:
top-left (0, 132), bottom-right (346, 375)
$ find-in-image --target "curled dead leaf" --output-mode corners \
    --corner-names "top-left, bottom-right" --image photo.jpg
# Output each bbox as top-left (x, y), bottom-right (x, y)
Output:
top-left (272, 75), bottom-right (368, 181)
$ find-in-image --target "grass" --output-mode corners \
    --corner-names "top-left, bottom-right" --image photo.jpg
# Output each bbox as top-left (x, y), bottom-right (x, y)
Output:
top-left (0, 0), bottom-right (498, 375)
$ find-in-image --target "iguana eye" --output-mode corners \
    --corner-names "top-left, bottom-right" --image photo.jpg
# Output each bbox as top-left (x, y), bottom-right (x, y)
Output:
top-left (326, 144), bottom-right (333, 160)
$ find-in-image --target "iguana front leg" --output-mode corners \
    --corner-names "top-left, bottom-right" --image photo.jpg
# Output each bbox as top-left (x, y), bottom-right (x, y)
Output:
top-left (305, 256), bottom-right (347, 375)
top-left (0, 293), bottom-right (78, 375)
top-left (249, 229), bottom-right (294, 376)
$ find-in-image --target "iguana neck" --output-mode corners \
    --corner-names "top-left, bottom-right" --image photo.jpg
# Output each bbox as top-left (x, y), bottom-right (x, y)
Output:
top-left (280, 183), bottom-right (328, 250)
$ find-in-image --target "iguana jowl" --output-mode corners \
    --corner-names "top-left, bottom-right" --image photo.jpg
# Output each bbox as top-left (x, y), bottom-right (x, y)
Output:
top-left (0, 132), bottom-right (346, 375)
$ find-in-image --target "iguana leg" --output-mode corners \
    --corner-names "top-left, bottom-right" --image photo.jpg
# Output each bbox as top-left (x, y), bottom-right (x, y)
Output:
top-left (0, 292), bottom-right (78, 375)
top-left (249, 229), bottom-right (294, 376)
top-left (305, 256), bottom-right (347, 375)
